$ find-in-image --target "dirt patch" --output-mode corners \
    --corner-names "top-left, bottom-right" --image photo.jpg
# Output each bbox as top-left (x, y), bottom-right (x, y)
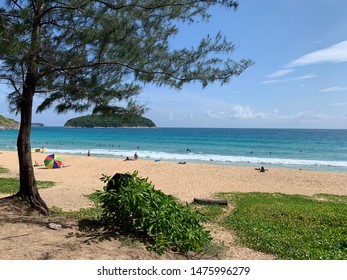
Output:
top-left (0, 196), bottom-right (273, 260)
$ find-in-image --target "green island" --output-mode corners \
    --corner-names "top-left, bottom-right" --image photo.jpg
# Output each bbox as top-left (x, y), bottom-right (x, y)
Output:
top-left (0, 115), bottom-right (19, 130)
top-left (64, 114), bottom-right (156, 128)
top-left (32, 123), bottom-right (45, 127)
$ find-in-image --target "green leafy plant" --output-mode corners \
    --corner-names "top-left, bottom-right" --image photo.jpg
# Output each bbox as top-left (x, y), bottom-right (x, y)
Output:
top-left (97, 171), bottom-right (212, 254)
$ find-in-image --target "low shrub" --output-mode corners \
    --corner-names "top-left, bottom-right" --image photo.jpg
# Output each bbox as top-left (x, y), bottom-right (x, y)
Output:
top-left (97, 171), bottom-right (212, 254)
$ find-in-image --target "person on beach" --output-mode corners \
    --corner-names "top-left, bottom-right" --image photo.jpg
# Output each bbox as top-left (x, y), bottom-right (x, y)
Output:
top-left (255, 166), bottom-right (267, 172)
top-left (87, 150), bottom-right (90, 157)
top-left (124, 156), bottom-right (134, 161)
top-left (134, 152), bottom-right (138, 160)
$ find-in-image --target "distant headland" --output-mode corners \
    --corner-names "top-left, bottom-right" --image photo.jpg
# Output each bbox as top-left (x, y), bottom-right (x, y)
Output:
top-left (32, 123), bottom-right (45, 127)
top-left (0, 115), bottom-right (19, 130)
top-left (64, 114), bottom-right (156, 128)
top-left (0, 115), bottom-right (45, 129)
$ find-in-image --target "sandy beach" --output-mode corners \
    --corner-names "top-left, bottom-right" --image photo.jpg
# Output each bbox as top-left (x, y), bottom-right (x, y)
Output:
top-left (1, 150), bottom-right (347, 211)
top-left (1, 150), bottom-right (347, 260)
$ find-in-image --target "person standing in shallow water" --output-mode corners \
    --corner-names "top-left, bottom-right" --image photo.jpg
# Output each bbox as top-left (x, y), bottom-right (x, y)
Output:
top-left (87, 150), bottom-right (90, 157)
top-left (134, 152), bottom-right (138, 160)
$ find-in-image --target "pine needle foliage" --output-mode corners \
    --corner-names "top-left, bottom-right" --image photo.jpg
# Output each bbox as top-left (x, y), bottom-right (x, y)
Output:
top-left (0, 0), bottom-right (252, 214)
top-left (1, 0), bottom-right (252, 115)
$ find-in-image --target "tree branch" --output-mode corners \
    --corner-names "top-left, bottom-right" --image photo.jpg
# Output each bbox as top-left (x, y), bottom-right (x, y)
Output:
top-left (96, 0), bottom-right (238, 11)
top-left (11, 0), bottom-right (24, 10)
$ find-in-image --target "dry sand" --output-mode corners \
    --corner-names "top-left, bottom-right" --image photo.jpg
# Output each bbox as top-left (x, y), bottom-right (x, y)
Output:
top-left (1, 151), bottom-right (347, 210)
top-left (1, 150), bottom-right (347, 260)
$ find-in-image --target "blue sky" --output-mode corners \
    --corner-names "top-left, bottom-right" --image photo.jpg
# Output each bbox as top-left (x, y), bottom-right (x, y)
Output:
top-left (1, 0), bottom-right (347, 128)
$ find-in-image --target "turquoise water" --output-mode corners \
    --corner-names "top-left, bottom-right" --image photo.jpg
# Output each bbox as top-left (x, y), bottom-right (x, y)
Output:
top-left (1, 127), bottom-right (347, 172)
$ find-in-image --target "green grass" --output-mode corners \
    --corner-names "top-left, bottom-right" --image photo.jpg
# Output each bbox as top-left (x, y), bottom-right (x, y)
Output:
top-left (49, 192), bottom-right (103, 220)
top-left (85, 192), bottom-right (102, 205)
top-left (0, 166), bottom-right (9, 173)
top-left (50, 205), bottom-right (101, 220)
top-left (218, 192), bottom-right (347, 260)
top-left (192, 203), bottom-right (226, 222)
top-left (74, 190), bottom-right (347, 259)
top-left (312, 193), bottom-right (347, 204)
top-left (2, 165), bottom-right (343, 260)
top-left (0, 177), bottom-right (55, 194)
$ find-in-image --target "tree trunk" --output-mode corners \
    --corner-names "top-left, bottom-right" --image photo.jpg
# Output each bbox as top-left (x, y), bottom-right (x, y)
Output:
top-left (16, 75), bottom-right (49, 215)
top-left (14, 3), bottom-right (49, 215)
top-left (193, 198), bottom-right (228, 206)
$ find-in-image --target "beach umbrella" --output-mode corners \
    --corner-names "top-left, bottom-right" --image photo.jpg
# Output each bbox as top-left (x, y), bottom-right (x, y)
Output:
top-left (44, 154), bottom-right (63, 169)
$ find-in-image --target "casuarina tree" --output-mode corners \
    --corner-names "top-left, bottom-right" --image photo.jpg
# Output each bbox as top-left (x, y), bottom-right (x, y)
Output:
top-left (0, 0), bottom-right (253, 215)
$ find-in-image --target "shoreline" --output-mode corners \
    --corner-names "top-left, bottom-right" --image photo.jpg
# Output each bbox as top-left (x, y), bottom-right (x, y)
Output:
top-left (2, 127), bottom-right (347, 173)
top-left (5, 147), bottom-right (347, 174)
top-left (1, 150), bottom-right (347, 211)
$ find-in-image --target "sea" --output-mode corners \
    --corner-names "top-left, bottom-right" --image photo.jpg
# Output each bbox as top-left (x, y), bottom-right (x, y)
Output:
top-left (1, 127), bottom-right (347, 173)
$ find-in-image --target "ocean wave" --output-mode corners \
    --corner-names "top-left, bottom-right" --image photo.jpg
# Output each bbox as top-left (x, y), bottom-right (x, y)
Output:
top-left (46, 148), bottom-right (347, 168)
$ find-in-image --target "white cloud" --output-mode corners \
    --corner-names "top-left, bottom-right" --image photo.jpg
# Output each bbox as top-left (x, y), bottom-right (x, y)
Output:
top-left (267, 69), bottom-right (293, 78)
top-left (265, 40), bottom-right (347, 88)
top-left (230, 105), bottom-right (259, 119)
top-left (169, 112), bottom-right (196, 121)
top-left (287, 40), bottom-right (347, 68)
top-left (293, 111), bottom-right (333, 120)
top-left (169, 112), bottom-right (185, 121)
top-left (262, 74), bottom-right (317, 85)
top-left (321, 86), bottom-right (347, 93)
top-left (206, 110), bottom-right (228, 119)
top-left (206, 105), bottom-right (336, 123)
top-left (206, 106), bottom-right (280, 120)
top-left (329, 102), bottom-right (347, 106)
top-left (261, 80), bottom-right (278, 85)
top-left (292, 74), bottom-right (317, 81)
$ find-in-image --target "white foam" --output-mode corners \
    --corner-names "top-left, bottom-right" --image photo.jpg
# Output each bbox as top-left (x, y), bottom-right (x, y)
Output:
top-left (47, 148), bottom-right (347, 168)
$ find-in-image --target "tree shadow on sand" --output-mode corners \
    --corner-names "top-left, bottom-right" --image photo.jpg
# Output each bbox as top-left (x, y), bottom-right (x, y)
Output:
top-left (0, 197), bottom-right (222, 260)
top-left (74, 218), bottom-right (153, 248)
top-left (73, 218), bottom-right (223, 260)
